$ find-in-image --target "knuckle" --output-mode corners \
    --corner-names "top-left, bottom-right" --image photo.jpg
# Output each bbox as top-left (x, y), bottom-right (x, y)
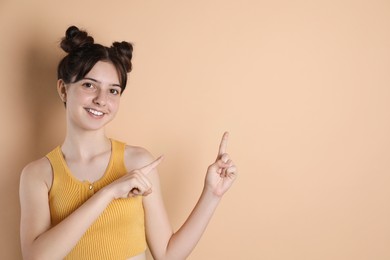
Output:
top-left (222, 153), bottom-right (230, 160)
top-left (132, 169), bottom-right (141, 175)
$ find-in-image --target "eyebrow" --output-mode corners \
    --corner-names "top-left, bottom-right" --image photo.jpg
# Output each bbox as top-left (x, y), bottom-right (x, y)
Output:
top-left (83, 77), bottom-right (121, 88)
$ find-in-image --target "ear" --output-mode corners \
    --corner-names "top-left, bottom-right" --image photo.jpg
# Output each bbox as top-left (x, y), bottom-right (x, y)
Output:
top-left (57, 79), bottom-right (67, 103)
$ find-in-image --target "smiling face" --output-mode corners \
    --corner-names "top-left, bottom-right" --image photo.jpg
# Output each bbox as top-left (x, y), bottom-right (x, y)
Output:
top-left (58, 61), bottom-right (122, 132)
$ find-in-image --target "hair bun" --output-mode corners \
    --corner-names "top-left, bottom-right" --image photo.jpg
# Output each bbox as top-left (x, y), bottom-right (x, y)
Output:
top-left (111, 41), bottom-right (133, 72)
top-left (60, 25), bottom-right (94, 53)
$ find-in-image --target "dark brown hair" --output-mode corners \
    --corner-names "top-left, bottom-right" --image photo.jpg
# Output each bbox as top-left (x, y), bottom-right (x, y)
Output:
top-left (57, 26), bottom-right (133, 94)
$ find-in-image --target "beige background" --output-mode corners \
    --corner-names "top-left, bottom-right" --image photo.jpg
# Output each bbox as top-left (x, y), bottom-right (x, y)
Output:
top-left (1, 0), bottom-right (390, 259)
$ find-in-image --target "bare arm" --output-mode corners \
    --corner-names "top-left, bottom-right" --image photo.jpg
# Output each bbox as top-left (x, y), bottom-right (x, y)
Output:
top-left (143, 132), bottom-right (238, 260)
top-left (20, 156), bottom-right (163, 260)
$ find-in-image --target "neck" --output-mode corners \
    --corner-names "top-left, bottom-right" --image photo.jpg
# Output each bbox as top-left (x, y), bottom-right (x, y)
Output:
top-left (61, 125), bottom-right (111, 161)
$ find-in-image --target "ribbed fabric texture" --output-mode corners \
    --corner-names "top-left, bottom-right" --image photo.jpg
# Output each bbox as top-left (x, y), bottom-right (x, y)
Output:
top-left (47, 139), bottom-right (147, 260)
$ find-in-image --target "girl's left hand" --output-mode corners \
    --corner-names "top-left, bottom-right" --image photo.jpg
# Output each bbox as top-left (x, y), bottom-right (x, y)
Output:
top-left (205, 132), bottom-right (238, 197)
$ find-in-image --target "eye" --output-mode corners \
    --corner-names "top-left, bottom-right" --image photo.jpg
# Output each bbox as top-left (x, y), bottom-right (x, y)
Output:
top-left (110, 88), bottom-right (121, 95)
top-left (82, 82), bottom-right (95, 89)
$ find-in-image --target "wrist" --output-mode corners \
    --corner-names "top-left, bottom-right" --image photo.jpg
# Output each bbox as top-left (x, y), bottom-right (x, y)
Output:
top-left (96, 186), bottom-right (116, 202)
top-left (202, 186), bottom-right (223, 202)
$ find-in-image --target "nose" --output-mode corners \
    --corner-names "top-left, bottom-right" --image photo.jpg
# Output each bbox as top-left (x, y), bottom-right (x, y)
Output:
top-left (93, 89), bottom-right (107, 106)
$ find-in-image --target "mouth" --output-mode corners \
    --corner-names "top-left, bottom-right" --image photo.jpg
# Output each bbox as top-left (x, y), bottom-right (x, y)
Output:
top-left (85, 108), bottom-right (105, 117)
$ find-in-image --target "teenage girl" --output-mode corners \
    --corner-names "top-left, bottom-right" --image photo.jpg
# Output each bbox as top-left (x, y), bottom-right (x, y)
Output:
top-left (19, 26), bottom-right (237, 260)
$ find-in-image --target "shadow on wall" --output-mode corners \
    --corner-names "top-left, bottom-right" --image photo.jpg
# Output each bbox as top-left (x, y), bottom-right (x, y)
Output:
top-left (22, 35), bottom-right (66, 158)
top-left (1, 30), bottom-right (65, 259)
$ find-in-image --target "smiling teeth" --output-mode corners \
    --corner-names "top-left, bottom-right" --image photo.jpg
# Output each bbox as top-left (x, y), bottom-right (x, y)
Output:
top-left (87, 108), bottom-right (104, 116)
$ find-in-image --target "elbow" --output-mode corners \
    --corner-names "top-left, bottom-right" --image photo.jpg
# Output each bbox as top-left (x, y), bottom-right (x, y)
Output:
top-left (152, 251), bottom-right (189, 260)
top-left (151, 237), bottom-right (190, 260)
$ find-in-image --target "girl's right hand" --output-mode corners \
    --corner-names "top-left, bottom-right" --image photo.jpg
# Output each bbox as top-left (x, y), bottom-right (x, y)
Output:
top-left (105, 156), bottom-right (164, 199)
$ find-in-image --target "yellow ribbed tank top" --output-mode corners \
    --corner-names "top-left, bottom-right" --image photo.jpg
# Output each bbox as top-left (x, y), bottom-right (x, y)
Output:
top-left (46, 139), bottom-right (147, 259)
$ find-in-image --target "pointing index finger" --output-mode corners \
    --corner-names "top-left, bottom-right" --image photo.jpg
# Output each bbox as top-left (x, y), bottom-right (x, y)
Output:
top-left (139, 155), bottom-right (164, 174)
top-left (217, 131), bottom-right (229, 159)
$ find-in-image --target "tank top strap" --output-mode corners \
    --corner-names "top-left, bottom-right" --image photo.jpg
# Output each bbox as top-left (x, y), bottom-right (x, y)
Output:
top-left (109, 139), bottom-right (128, 177)
top-left (46, 146), bottom-right (62, 168)
top-left (46, 146), bottom-right (67, 182)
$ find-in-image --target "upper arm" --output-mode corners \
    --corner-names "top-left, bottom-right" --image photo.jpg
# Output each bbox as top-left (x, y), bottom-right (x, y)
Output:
top-left (19, 158), bottom-right (53, 256)
top-left (124, 145), bottom-right (173, 258)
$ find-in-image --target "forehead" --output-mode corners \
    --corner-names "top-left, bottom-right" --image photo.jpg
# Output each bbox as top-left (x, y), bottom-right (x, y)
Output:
top-left (85, 61), bottom-right (120, 85)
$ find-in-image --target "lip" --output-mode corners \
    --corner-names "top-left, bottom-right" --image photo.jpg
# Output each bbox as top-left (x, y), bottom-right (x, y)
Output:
top-left (85, 107), bottom-right (107, 117)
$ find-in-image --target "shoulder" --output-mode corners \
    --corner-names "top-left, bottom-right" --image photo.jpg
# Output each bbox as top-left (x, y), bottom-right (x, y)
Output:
top-left (20, 157), bottom-right (53, 191)
top-left (123, 144), bottom-right (156, 172)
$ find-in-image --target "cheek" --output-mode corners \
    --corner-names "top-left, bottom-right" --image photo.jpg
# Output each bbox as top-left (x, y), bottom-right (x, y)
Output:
top-left (109, 98), bottom-right (121, 111)
top-left (68, 90), bottom-right (92, 103)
